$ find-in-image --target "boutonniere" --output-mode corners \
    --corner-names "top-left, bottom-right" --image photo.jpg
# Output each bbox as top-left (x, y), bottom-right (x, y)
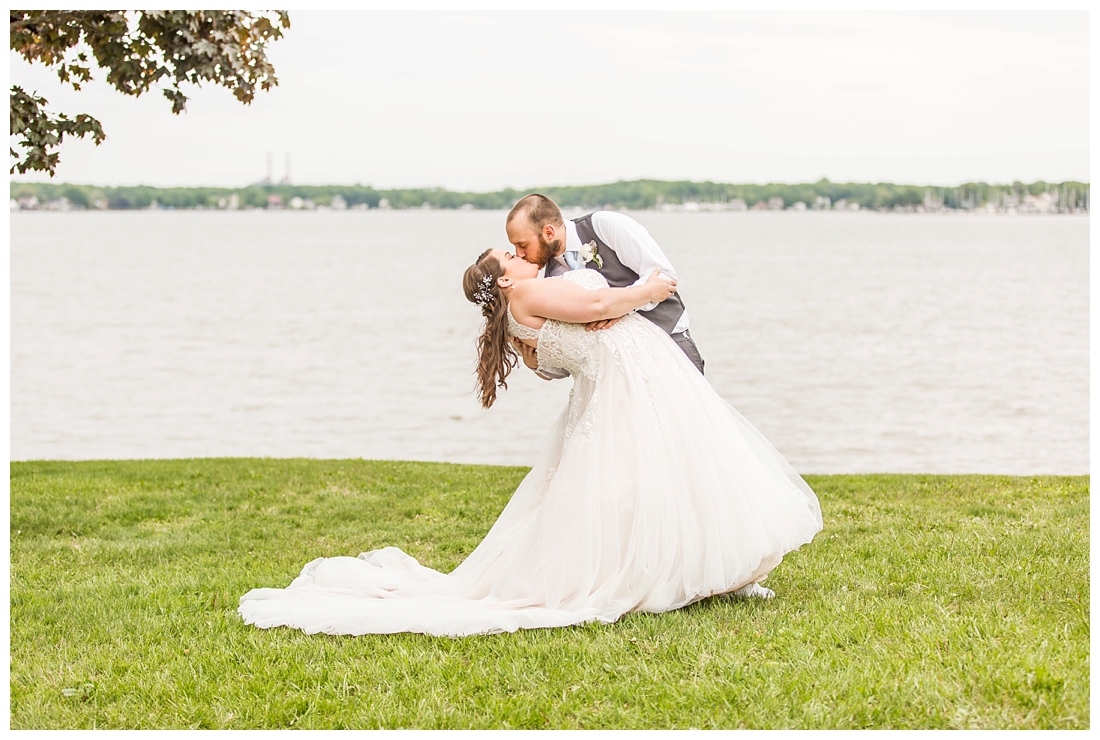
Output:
top-left (579, 240), bottom-right (603, 268)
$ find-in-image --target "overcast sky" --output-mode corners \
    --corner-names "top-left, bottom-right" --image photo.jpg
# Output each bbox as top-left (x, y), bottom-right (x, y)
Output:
top-left (9, 9), bottom-right (1090, 191)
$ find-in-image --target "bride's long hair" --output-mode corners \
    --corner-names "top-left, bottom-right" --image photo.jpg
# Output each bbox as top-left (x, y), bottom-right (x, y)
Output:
top-left (463, 249), bottom-right (517, 408)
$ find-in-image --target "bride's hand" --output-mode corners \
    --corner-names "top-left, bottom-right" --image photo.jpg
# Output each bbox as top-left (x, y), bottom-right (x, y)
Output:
top-left (646, 269), bottom-right (678, 303)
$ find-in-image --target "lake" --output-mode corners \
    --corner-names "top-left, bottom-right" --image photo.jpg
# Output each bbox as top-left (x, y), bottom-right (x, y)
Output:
top-left (10, 210), bottom-right (1089, 474)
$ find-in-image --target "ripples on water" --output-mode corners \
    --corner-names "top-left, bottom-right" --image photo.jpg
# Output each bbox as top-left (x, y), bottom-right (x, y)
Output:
top-left (10, 210), bottom-right (1089, 474)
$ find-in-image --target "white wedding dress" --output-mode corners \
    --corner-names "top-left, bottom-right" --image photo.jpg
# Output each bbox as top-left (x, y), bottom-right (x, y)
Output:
top-left (239, 270), bottom-right (823, 637)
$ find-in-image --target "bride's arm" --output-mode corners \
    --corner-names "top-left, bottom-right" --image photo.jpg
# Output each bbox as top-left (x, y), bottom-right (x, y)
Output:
top-left (513, 271), bottom-right (677, 325)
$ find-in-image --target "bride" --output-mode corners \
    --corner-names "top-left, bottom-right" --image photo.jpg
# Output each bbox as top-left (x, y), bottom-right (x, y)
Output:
top-left (238, 249), bottom-right (823, 637)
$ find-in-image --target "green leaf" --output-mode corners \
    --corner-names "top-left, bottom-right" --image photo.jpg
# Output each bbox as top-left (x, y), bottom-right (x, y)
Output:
top-left (8, 10), bottom-right (290, 174)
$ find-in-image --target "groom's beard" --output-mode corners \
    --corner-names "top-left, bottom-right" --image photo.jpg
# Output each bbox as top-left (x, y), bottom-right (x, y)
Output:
top-left (534, 233), bottom-right (563, 268)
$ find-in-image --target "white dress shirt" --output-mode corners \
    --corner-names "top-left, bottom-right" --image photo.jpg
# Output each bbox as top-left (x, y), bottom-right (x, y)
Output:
top-left (549, 211), bottom-right (690, 335)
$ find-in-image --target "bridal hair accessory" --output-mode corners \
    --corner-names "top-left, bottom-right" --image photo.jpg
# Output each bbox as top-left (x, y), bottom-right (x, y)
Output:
top-left (473, 274), bottom-right (495, 308)
top-left (579, 240), bottom-right (604, 269)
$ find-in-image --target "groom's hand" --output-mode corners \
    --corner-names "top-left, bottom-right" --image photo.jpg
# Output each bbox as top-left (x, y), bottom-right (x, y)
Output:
top-left (512, 337), bottom-right (540, 371)
top-left (584, 316), bottom-right (624, 332)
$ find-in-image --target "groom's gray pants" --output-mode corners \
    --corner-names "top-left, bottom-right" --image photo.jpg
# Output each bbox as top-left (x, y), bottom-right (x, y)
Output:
top-left (671, 330), bottom-right (705, 375)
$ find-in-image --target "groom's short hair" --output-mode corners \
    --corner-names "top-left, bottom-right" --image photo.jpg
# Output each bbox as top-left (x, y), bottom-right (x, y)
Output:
top-left (507, 193), bottom-right (563, 232)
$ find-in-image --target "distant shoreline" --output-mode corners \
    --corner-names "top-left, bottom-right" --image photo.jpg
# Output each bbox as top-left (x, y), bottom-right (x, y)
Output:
top-left (10, 177), bottom-right (1090, 215)
top-left (9, 207), bottom-right (1090, 217)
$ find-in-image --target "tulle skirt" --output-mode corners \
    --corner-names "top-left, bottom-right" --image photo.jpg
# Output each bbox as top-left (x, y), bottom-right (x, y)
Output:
top-left (239, 316), bottom-right (822, 637)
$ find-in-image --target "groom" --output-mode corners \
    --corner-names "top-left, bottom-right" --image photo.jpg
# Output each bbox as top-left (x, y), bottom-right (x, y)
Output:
top-left (506, 193), bottom-right (705, 378)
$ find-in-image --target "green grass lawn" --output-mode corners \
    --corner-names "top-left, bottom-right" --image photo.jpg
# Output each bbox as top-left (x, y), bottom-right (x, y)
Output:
top-left (9, 459), bottom-right (1089, 729)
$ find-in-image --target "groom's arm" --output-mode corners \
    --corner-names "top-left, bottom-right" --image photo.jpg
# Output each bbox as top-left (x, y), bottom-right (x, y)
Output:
top-left (513, 338), bottom-right (539, 370)
top-left (512, 338), bottom-right (557, 381)
top-left (591, 211), bottom-right (678, 313)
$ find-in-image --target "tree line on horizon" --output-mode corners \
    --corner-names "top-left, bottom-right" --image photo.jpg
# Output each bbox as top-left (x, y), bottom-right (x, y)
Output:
top-left (9, 178), bottom-right (1091, 212)
top-left (10, 15), bottom-right (1089, 216)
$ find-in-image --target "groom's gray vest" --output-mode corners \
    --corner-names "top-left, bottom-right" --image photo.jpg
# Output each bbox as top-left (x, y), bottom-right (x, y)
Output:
top-left (544, 213), bottom-right (687, 336)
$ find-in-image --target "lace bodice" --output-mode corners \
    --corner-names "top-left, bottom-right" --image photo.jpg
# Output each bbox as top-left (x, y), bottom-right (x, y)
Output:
top-left (525, 269), bottom-right (609, 379)
top-left (506, 308), bottom-right (541, 342)
top-left (506, 270), bottom-right (611, 345)
top-left (557, 267), bottom-right (609, 292)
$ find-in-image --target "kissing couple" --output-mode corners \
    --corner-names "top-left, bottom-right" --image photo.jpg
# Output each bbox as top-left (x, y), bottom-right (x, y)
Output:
top-left (239, 195), bottom-right (823, 637)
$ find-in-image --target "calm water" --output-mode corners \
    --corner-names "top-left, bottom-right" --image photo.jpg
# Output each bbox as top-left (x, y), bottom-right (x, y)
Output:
top-left (10, 210), bottom-right (1089, 474)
